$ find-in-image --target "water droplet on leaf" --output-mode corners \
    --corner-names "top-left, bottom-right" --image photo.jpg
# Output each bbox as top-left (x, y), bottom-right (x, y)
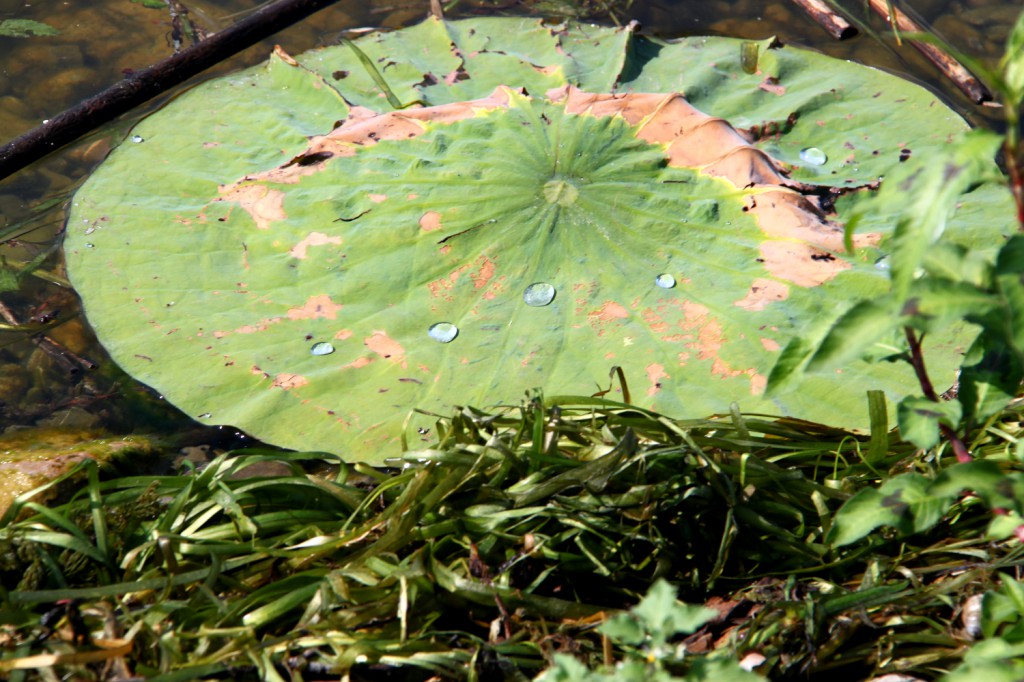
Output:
top-left (655, 274), bottom-right (676, 289)
top-left (799, 147), bottom-right (827, 166)
top-left (310, 341), bottom-right (335, 356)
top-left (198, 412), bottom-right (212, 419)
top-left (523, 282), bottom-right (556, 307)
top-left (131, 135), bottom-right (144, 143)
top-left (874, 255), bottom-right (890, 271)
top-left (428, 322), bottom-right (458, 343)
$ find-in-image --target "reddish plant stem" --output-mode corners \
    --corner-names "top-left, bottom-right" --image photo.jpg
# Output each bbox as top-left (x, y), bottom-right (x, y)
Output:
top-left (1005, 139), bottom-right (1024, 231)
top-left (904, 327), bottom-right (972, 462)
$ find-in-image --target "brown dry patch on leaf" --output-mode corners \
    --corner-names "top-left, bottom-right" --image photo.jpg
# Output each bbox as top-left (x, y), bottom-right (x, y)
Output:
top-left (287, 294), bottom-right (343, 320)
top-left (213, 317), bottom-right (283, 338)
top-left (428, 263), bottom-right (472, 302)
top-left (646, 299), bottom-right (763, 392)
top-left (368, 193), bottom-right (388, 203)
top-left (470, 256), bottom-right (496, 289)
top-left (646, 363), bottom-right (669, 396)
top-left (734, 278), bottom-right (790, 311)
top-left (303, 86), bottom-right (515, 159)
top-left (420, 211), bottom-right (443, 231)
top-left (679, 301), bottom-right (724, 363)
top-left (759, 241), bottom-right (850, 287)
top-left (751, 190), bottom-right (880, 251)
top-left (758, 78), bottom-right (786, 96)
top-left (548, 87), bottom-right (882, 292)
top-left (221, 88), bottom-right (518, 191)
top-left (272, 373), bottom-right (308, 390)
top-left (761, 337), bottom-right (781, 351)
top-left (549, 86), bottom-right (662, 126)
top-left (215, 184), bottom-right (286, 230)
top-left (589, 301), bottom-right (629, 325)
top-left (342, 356), bottom-right (373, 371)
top-left (365, 331), bottom-right (406, 365)
top-left (289, 232), bottom-right (342, 259)
top-left (225, 158), bottom-right (333, 188)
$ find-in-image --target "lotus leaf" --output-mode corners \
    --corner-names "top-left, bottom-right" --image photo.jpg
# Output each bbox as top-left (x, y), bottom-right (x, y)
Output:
top-left (65, 18), bottom-right (1008, 462)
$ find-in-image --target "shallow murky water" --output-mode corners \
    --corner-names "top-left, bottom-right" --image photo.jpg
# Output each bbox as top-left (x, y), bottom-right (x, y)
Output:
top-left (0, 0), bottom-right (1017, 446)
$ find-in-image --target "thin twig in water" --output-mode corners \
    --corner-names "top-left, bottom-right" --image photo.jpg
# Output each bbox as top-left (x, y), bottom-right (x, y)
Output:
top-left (863, 0), bottom-right (991, 103)
top-left (789, 0), bottom-right (857, 40)
top-left (0, 300), bottom-right (95, 374)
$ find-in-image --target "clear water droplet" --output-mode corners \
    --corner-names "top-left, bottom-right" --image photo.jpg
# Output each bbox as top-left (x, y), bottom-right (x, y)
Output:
top-left (428, 322), bottom-right (458, 343)
top-left (197, 412), bottom-right (212, 419)
top-left (131, 135), bottom-right (144, 143)
top-left (84, 243), bottom-right (95, 248)
top-left (84, 227), bottom-right (95, 235)
top-left (800, 147), bottom-right (827, 166)
top-left (523, 282), bottom-right (556, 307)
top-left (874, 255), bottom-right (890, 271)
top-left (655, 274), bottom-right (676, 289)
top-left (310, 341), bottom-right (335, 356)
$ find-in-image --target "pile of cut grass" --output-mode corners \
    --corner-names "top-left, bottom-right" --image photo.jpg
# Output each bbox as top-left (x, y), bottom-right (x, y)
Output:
top-left (0, 393), bottom-right (1020, 680)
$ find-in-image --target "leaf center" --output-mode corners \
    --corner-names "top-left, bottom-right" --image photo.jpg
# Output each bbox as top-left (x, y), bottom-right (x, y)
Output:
top-left (542, 178), bottom-right (579, 207)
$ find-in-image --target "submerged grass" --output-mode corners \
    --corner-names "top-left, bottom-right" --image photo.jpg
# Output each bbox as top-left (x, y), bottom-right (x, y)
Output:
top-left (1, 392), bottom-right (1021, 680)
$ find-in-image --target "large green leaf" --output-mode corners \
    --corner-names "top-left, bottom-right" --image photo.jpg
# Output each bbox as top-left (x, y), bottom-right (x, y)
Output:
top-left (65, 18), bottom-right (1011, 462)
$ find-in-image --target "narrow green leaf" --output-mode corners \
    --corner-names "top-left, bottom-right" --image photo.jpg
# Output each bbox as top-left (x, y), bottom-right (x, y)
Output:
top-left (18, 531), bottom-right (108, 565)
top-left (242, 580), bottom-right (322, 627)
top-left (820, 581), bottom-right (911, 616)
top-left (865, 390), bottom-right (889, 464)
top-left (84, 460), bottom-right (110, 572)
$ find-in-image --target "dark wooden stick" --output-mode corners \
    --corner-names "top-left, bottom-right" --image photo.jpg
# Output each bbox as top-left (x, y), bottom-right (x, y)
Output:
top-left (0, 0), bottom-right (344, 183)
top-left (789, 0), bottom-right (857, 40)
top-left (865, 0), bottom-right (992, 104)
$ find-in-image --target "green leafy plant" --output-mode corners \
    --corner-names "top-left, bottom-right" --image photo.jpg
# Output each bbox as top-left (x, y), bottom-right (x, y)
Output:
top-left (0, 19), bottom-right (57, 38)
top-left (770, 11), bottom-right (1024, 448)
top-left (763, 11), bottom-right (1024, 549)
top-left (942, 575), bottom-right (1024, 681)
top-left (538, 579), bottom-right (759, 681)
top-left (2, 393), bottom-right (1019, 678)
